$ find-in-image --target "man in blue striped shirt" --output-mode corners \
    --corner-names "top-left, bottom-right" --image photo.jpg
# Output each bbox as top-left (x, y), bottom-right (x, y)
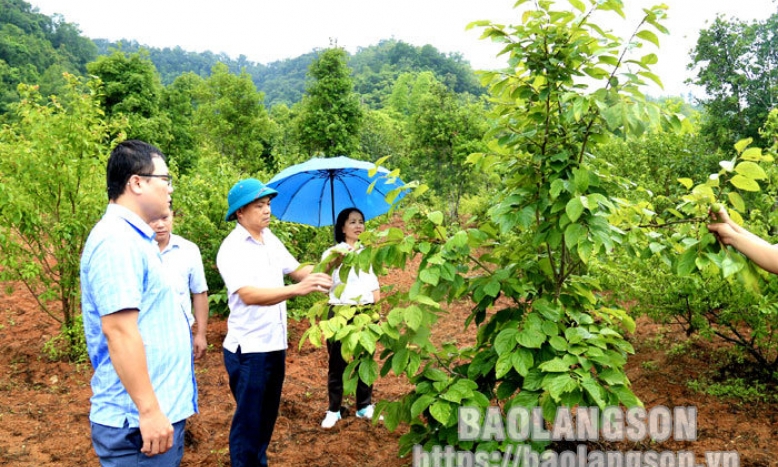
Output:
top-left (80, 140), bottom-right (197, 466)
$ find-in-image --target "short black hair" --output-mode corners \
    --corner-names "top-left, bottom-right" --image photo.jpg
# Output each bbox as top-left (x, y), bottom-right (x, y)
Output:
top-left (334, 207), bottom-right (365, 244)
top-left (106, 140), bottom-right (166, 201)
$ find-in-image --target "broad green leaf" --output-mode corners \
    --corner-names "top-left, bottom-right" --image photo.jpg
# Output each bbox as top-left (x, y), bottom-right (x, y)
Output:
top-left (727, 192), bottom-right (746, 212)
top-left (721, 254), bottom-right (745, 278)
top-left (568, 0), bottom-right (586, 12)
top-left (387, 308), bottom-right (404, 327)
top-left (539, 357), bottom-right (570, 372)
top-left (429, 400), bottom-right (453, 425)
top-left (411, 394), bottom-right (436, 418)
top-left (495, 352), bottom-right (513, 378)
top-left (511, 348), bottom-right (534, 376)
top-left (495, 328), bottom-right (519, 355)
top-left (516, 328), bottom-right (546, 348)
top-left (609, 385), bottom-right (643, 408)
top-left (566, 197), bottom-right (585, 222)
top-left (581, 377), bottom-right (606, 409)
top-left (358, 331), bottom-right (376, 354)
top-left (549, 335), bottom-right (568, 351)
top-left (404, 306), bottom-right (423, 331)
top-left (676, 247), bottom-right (698, 276)
top-left (423, 367), bottom-right (449, 382)
top-left (598, 368), bottom-right (628, 385)
top-left (547, 373), bottom-right (577, 401)
top-left (419, 267), bottom-right (440, 286)
top-left (564, 327), bottom-right (592, 344)
top-left (734, 161), bottom-right (767, 180)
top-left (677, 178), bottom-right (693, 189)
top-left (729, 174), bottom-right (760, 192)
top-left (565, 223), bottom-right (587, 249)
top-left (391, 347), bottom-right (409, 375)
top-left (636, 29), bottom-right (660, 46)
top-left (358, 359), bottom-right (379, 386)
top-left (740, 147), bottom-right (762, 161)
top-left (483, 280), bottom-right (501, 298)
top-left (427, 211), bottom-right (444, 225)
top-left (734, 138), bottom-right (753, 154)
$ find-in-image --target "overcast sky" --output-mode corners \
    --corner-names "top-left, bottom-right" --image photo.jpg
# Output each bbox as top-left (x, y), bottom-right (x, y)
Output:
top-left (28, 0), bottom-right (778, 98)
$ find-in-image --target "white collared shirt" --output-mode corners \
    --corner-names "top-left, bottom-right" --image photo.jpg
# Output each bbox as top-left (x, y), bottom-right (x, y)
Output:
top-left (217, 223), bottom-right (299, 353)
top-left (323, 242), bottom-right (380, 305)
top-left (157, 233), bottom-right (208, 327)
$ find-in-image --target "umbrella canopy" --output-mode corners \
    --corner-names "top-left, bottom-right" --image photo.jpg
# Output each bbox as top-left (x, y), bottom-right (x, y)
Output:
top-left (266, 156), bottom-right (406, 227)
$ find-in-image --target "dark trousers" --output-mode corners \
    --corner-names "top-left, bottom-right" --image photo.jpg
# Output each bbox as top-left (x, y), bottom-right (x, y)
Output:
top-left (326, 337), bottom-right (372, 412)
top-left (223, 347), bottom-right (286, 467)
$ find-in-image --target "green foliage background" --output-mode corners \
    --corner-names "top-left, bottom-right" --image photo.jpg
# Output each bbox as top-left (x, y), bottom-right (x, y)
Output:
top-left (1, 0), bottom-right (777, 458)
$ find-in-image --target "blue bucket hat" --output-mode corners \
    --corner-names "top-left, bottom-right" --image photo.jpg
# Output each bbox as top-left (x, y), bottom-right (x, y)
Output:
top-left (225, 178), bottom-right (278, 221)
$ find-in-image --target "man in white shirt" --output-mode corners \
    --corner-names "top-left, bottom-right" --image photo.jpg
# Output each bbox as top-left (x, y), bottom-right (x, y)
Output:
top-left (150, 207), bottom-right (209, 359)
top-left (216, 177), bottom-right (333, 467)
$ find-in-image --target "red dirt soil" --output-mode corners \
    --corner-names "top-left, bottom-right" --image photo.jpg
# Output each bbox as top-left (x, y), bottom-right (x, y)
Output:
top-left (1, 261), bottom-right (777, 466)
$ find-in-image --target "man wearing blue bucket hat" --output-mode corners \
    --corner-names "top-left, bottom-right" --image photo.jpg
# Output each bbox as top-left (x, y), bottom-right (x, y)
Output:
top-left (216, 178), bottom-right (333, 467)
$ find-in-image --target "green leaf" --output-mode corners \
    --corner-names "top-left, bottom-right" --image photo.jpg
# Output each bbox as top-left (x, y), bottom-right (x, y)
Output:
top-left (581, 376), bottom-right (606, 409)
top-left (727, 192), bottom-right (746, 212)
top-left (721, 254), bottom-right (745, 278)
top-left (410, 394), bottom-right (436, 418)
top-left (734, 161), bottom-right (767, 180)
top-left (495, 328), bottom-right (519, 355)
top-left (391, 347), bottom-right (409, 375)
top-left (427, 211), bottom-right (444, 225)
top-left (358, 331), bottom-right (376, 354)
top-left (566, 197), bottom-right (585, 222)
top-left (539, 357), bottom-right (570, 372)
top-left (419, 267), bottom-right (440, 286)
top-left (547, 373), bottom-right (577, 401)
top-left (740, 147), bottom-right (763, 161)
top-left (516, 328), bottom-right (546, 348)
top-left (568, 0), bottom-right (586, 13)
top-left (565, 223), bottom-right (587, 249)
top-left (511, 348), bottom-right (534, 376)
top-left (598, 368), bottom-right (628, 385)
top-left (676, 247), bottom-right (698, 276)
top-left (358, 358), bottom-right (379, 386)
top-left (549, 335), bottom-right (568, 351)
top-left (734, 138), bottom-right (753, 154)
top-left (429, 400), bottom-right (453, 425)
top-left (677, 178), bottom-right (693, 189)
top-left (636, 29), bottom-right (660, 47)
top-left (483, 280), bottom-right (501, 298)
top-left (404, 306), bottom-right (423, 331)
top-left (495, 352), bottom-right (513, 378)
top-left (387, 308), bottom-right (404, 327)
top-left (730, 174), bottom-right (760, 192)
top-left (423, 367), bottom-right (449, 382)
top-left (609, 385), bottom-right (642, 408)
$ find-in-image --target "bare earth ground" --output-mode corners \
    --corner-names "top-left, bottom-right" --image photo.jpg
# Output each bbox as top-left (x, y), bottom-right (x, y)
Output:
top-left (1, 259), bottom-right (777, 466)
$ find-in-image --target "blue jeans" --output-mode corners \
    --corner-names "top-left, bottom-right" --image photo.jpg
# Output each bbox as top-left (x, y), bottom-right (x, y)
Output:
top-left (91, 419), bottom-right (186, 467)
top-left (224, 347), bottom-right (286, 467)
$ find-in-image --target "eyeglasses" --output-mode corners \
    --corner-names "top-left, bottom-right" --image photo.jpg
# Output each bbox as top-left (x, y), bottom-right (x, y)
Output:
top-left (137, 173), bottom-right (173, 187)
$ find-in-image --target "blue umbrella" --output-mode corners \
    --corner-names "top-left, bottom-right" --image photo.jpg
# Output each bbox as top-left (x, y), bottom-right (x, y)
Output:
top-left (266, 156), bottom-right (407, 227)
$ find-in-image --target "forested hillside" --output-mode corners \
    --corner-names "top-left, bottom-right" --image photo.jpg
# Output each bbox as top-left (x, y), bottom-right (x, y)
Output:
top-left (1, 0), bottom-right (484, 111)
top-left (95, 38), bottom-right (485, 108)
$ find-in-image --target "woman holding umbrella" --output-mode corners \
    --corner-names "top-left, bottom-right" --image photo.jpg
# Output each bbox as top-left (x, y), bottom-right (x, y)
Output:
top-left (320, 207), bottom-right (381, 429)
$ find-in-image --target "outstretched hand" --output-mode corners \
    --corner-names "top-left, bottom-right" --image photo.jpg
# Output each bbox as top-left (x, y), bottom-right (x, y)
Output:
top-left (707, 204), bottom-right (737, 246)
top-left (299, 272), bottom-right (333, 295)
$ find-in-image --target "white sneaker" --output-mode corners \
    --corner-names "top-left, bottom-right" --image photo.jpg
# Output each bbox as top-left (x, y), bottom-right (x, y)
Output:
top-left (356, 404), bottom-right (383, 421)
top-left (321, 410), bottom-right (341, 428)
